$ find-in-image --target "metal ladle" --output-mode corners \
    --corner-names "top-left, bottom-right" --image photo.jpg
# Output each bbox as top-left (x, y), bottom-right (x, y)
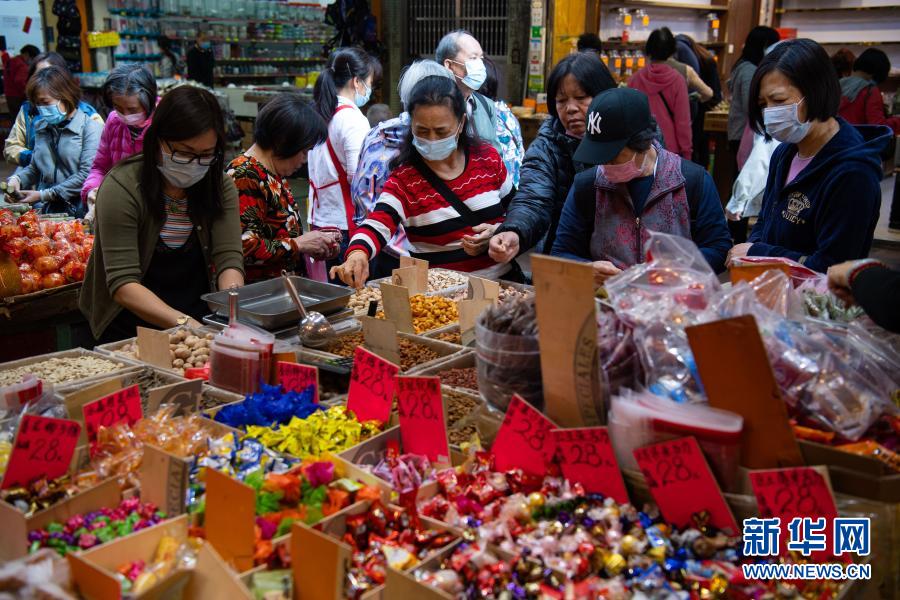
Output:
top-left (281, 271), bottom-right (335, 348)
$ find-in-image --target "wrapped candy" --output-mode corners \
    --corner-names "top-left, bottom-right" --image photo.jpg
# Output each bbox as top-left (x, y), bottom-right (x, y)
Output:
top-left (214, 383), bottom-right (320, 429)
top-left (2, 476), bottom-right (80, 517)
top-left (337, 501), bottom-right (457, 598)
top-left (27, 497), bottom-right (166, 556)
top-left (366, 451), bottom-right (434, 493)
top-left (116, 535), bottom-right (198, 594)
top-left (0, 549), bottom-right (77, 599)
top-left (245, 406), bottom-right (382, 460)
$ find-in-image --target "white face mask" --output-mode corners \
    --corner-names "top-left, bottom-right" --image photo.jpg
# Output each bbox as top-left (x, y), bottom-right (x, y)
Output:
top-left (158, 151), bottom-right (210, 188)
top-left (452, 58), bottom-right (486, 91)
top-left (763, 98), bottom-right (811, 144)
top-left (413, 124), bottom-right (461, 161)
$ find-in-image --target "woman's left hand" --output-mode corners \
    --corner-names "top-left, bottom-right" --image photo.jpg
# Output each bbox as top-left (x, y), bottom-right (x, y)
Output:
top-left (461, 223), bottom-right (499, 256)
top-left (727, 243), bottom-right (753, 267)
top-left (19, 190), bottom-right (41, 204)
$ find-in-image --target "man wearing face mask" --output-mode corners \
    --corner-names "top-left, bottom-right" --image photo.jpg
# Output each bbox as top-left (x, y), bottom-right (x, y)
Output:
top-left (436, 30), bottom-right (501, 156)
top-left (551, 88), bottom-right (732, 282)
top-left (727, 39), bottom-right (891, 272)
top-left (186, 32), bottom-right (215, 88)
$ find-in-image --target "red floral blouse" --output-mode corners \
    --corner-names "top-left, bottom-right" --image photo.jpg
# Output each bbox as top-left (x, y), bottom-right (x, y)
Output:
top-left (226, 153), bottom-right (304, 282)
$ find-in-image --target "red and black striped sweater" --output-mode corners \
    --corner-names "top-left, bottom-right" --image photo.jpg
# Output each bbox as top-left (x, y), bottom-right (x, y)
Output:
top-left (347, 144), bottom-right (513, 277)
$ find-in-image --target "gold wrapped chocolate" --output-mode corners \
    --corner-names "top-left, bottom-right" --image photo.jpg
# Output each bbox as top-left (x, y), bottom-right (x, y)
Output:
top-left (245, 406), bottom-right (381, 459)
top-left (604, 551), bottom-right (626, 576)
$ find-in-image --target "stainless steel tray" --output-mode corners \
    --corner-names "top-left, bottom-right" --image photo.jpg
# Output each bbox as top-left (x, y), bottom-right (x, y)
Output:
top-left (201, 276), bottom-right (352, 329)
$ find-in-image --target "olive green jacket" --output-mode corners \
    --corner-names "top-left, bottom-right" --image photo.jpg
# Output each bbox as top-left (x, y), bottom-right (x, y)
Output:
top-left (79, 156), bottom-right (244, 338)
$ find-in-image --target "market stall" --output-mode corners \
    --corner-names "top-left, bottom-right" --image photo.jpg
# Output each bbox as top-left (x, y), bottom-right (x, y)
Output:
top-left (0, 242), bottom-right (896, 599)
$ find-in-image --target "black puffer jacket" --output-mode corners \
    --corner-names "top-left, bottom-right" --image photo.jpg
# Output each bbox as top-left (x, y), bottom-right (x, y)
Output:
top-left (496, 118), bottom-right (588, 254)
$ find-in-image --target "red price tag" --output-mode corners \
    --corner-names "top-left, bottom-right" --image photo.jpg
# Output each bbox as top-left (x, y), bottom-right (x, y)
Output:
top-left (491, 395), bottom-right (557, 476)
top-left (396, 376), bottom-right (449, 465)
top-left (347, 347), bottom-right (399, 424)
top-left (1, 415), bottom-right (81, 490)
top-left (749, 467), bottom-right (840, 560)
top-left (277, 362), bottom-right (319, 404)
top-left (634, 437), bottom-right (738, 535)
top-left (553, 427), bottom-right (629, 504)
top-left (82, 384), bottom-right (143, 456)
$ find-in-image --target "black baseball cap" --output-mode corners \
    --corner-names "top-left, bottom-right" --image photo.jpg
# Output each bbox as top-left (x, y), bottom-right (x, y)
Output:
top-left (573, 87), bottom-right (652, 165)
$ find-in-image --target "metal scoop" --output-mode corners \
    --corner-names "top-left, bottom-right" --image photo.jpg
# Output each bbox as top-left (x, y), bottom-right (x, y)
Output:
top-left (281, 271), bottom-right (335, 348)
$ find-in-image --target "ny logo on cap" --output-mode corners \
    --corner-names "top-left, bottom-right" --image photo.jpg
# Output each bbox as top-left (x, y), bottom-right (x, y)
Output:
top-left (588, 112), bottom-right (602, 136)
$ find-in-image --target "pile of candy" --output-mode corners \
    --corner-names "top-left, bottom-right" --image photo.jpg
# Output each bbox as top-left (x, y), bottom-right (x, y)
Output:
top-left (415, 542), bottom-right (564, 599)
top-left (189, 433), bottom-right (297, 512)
top-left (2, 476), bottom-right (81, 518)
top-left (91, 404), bottom-right (219, 488)
top-left (243, 460), bottom-right (381, 565)
top-left (245, 406), bottom-right (382, 459)
top-left (361, 447), bottom-right (435, 492)
top-left (28, 497), bottom-right (167, 556)
top-left (338, 501), bottom-right (457, 597)
top-left (116, 535), bottom-right (197, 594)
top-left (214, 384), bottom-right (320, 429)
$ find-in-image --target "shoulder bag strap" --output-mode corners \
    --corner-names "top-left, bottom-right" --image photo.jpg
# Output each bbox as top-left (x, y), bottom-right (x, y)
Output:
top-left (410, 152), bottom-right (482, 227)
top-left (657, 92), bottom-right (676, 121)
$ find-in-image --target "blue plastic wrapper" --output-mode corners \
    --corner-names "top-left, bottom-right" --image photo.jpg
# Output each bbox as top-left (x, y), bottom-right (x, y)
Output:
top-left (214, 383), bottom-right (321, 429)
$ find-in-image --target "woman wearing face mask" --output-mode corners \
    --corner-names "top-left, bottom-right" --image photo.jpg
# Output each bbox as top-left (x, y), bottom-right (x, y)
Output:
top-left (308, 47), bottom-right (381, 280)
top-left (80, 86), bottom-right (244, 343)
top-left (5, 66), bottom-right (101, 216)
top-left (186, 32), bottom-right (215, 88)
top-left (82, 64), bottom-right (158, 219)
top-left (489, 53), bottom-right (616, 264)
top-left (551, 88), bottom-right (732, 282)
top-left (727, 39), bottom-right (891, 273)
top-left (227, 93), bottom-right (341, 282)
top-left (330, 75), bottom-right (515, 288)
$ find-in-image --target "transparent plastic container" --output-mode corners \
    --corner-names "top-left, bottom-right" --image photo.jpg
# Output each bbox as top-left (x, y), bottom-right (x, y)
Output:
top-left (474, 318), bottom-right (542, 413)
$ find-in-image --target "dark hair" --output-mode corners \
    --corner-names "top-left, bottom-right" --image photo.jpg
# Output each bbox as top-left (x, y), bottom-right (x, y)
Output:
top-left (20, 44), bottom-right (40, 59)
top-left (102, 63), bottom-right (158, 115)
top-left (546, 53), bottom-right (616, 122)
top-left (480, 56), bottom-right (499, 100)
top-left (391, 75), bottom-right (476, 170)
top-left (853, 48), bottom-right (891, 84)
top-left (313, 47), bottom-right (379, 122)
top-left (26, 66), bottom-right (82, 114)
top-left (737, 26), bottom-right (780, 69)
top-left (157, 35), bottom-right (176, 62)
top-left (646, 27), bottom-right (676, 62)
top-left (254, 93), bottom-right (327, 159)
top-left (139, 86), bottom-right (227, 221)
top-left (831, 48), bottom-right (855, 79)
top-left (27, 51), bottom-right (67, 80)
top-left (577, 33), bottom-right (603, 54)
top-left (748, 38), bottom-right (841, 137)
top-left (625, 117), bottom-right (659, 153)
top-left (365, 103), bottom-right (392, 128)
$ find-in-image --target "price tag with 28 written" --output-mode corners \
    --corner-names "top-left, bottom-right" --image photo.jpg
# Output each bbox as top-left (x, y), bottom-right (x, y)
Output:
top-left (553, 427), bottom-right (629, 503)
top-left (347, 346), bottom-right (400, 424)
top-left (634, 437), bottom-right (739, 535)
top-left (1, 414), bottom-right (81, 490)
top-left (395, 376), bottom-right (449, 465)
top-left (277, 361), bottom-right (319, 404)
top-left (749, 467), bottom-right (840, 559)
top-left (82, 384), bottom-right (143, 456)
top-left (491, 395), bottom-right (557, 476)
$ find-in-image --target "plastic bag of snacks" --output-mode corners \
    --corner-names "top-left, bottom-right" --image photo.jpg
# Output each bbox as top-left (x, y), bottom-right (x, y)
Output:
top-left (475, 296), bottom-right (542, 412)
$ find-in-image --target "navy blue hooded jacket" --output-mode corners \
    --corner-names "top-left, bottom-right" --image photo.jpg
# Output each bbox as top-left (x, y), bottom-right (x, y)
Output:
top-left (747, 119), bottom-right (891, 272)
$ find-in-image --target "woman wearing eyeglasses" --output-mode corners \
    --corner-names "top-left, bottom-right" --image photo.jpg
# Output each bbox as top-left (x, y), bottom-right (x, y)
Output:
top-left (80, 86), bottom-right (245, 343)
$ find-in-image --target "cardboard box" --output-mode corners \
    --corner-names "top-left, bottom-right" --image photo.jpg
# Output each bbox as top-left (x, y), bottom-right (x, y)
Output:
top-left (94, 326), bottom-right (218, 375)
top-left (0, 477), bottom-right (121, 561)
top-left (304, 329), bottom-right (465, 374)
top-left (293, 500), bottom-right (457, 600)
top-left (68, 515), bottom-right (252, 600)
top-left (799, 440), bottom-right (900, 503)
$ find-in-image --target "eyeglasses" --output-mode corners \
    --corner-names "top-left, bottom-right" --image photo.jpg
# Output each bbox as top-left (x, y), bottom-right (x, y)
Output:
top-left (168, 149), bottom-right (221, 166)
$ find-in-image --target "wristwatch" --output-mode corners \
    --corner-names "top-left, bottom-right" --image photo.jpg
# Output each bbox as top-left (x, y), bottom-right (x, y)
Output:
top-left (176, 315), bottom-right (191, 326)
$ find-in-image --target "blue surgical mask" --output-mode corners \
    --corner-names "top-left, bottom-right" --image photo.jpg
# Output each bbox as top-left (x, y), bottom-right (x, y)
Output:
top-left (38, 103), bottom-right (67, 126)
top-left (354, 80), bottom-right (371, 108)
top-left (455, 58), bottom-right (486, 91)
top-left (199, 41), bottom-right (212, 50)
top-left (413, 124), bottom-right (461, 161)
top-left (763, 98), bottom-right (811, 144)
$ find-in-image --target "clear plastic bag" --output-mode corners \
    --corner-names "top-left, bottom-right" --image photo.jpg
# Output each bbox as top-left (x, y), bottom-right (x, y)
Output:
top-left (475, 320), bottom-right (542, 413)
top-left (596, 305), bottom-right (643, 399)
